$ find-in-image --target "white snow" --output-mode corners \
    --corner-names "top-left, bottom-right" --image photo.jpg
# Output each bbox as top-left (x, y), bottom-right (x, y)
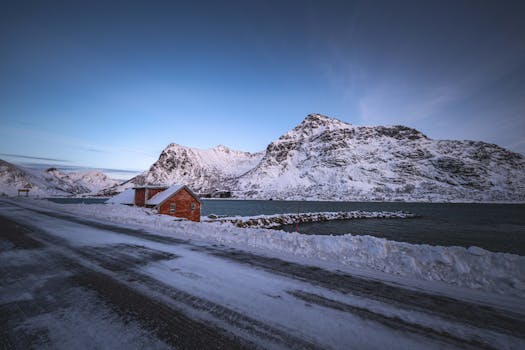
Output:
top-left (64, 170), bottom-right (121, 193)
top-left (3, 197), bottom-right (524, 299)
top-left (146, 184), bottom-right (184, 205)
top-left (106, 188), bottom-right (135, 205)
top-left (142, 251), bottom-right (460, 350)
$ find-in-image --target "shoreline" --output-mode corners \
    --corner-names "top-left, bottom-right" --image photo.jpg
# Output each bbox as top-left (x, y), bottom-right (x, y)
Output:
top-left (35, 195), bottom-right (525, 205)
top-left (202, 210), bottom-right (418, 229)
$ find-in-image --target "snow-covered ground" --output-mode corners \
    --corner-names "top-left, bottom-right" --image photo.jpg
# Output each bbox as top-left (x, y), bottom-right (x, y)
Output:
top-left (1, 197), bottom-right (524, 349)
top-left (3, 197), bottom-right (524, 299)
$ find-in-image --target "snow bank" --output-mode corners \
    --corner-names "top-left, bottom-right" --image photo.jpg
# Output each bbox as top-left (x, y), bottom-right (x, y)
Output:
top-left (196, 225), bottom-right (525, 298)
top-left (9, 199), bottom-right (525, 298)
top-left (203, 211), bottom-right (416, 228)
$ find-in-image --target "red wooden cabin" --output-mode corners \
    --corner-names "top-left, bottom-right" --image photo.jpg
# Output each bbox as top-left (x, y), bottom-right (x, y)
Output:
top-left (108, 184), bottom-right (201, 222)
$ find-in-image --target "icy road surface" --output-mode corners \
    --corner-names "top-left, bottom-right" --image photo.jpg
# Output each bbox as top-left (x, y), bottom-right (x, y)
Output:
top-left (1, 200), bottom-right (524, 349)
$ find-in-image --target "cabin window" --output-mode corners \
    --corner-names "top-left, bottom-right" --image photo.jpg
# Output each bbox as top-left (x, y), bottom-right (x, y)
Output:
top-left (191, 203), bottom-right (196, 211)
top-left (169, 203), bottom-right (176, 214)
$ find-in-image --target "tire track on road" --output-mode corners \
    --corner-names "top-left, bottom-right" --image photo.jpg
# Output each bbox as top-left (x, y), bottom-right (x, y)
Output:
top-left (207, 248), bottom-right (525, 340)
top-left (0, 213), bottom-right (323, 350)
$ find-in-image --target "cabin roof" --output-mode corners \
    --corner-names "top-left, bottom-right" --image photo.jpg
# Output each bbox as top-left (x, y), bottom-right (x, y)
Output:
top-left (107, 184), bottom-right (201, 207)
top-left (146, 184), bottom-right (201, 206)
top-left (106, 188), bottom-right (135, 205)
top-left (132, 185), bottom-right (168, 189)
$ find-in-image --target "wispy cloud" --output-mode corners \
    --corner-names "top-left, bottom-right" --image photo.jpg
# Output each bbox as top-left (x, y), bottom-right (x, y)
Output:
top-left (80, 147), bottom-right (109, 154)
top-left (19, 162), bottom-right (141, 173)
top-left (18, 163), bottom-right (142, 180)
top-left (358, 83), bottom-right (462, 125)
top-left (117, 147), bottom-right (158, 158)
top-left (0, 153), bottom-right (72, 163)
top-left (349, 17), bottom-right (525, 129)
top-left (0, 124), bottom-right (157, 167)
top-left (504, 139), bottom-right (525, 156)
top-left (3, 119), bottom-right (41, 128)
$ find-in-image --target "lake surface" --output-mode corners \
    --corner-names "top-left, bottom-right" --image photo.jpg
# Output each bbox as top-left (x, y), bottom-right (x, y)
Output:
top-left (46, 198), bottom-right (109, 205)
top-left (46, 198), bottom-right (525, 255)
top-left (202, 200), bottom-right (525, 255)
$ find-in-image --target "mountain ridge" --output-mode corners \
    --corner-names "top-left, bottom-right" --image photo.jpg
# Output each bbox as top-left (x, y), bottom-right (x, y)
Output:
top-left (104, 113), bottom-right (525, 202)
top-left (3, 114), bottom-right (523, 201)
top-left (0, 160), bottom-right (121, 197)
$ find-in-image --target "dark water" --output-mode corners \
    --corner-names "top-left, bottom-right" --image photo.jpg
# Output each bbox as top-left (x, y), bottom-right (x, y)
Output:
top-left (203, 200), bottom-right (525, 255)
top-left (46, 198), bottom-right (525, 255)
top-left (46, 198), bottom-right (109, 205)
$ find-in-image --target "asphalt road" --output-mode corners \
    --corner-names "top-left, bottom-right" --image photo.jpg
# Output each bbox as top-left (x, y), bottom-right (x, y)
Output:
top-left (1, 201), bottom-right (524, 349)
top-left (0, 216), bottom-right (254, 349)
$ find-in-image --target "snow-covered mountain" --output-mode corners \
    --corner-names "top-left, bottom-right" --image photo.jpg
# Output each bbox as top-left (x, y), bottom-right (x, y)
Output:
top-left (44, 168), bottom-right (121, 194)
top-left (137, 143), bottom-right (263, 192)
top-left (0, 160), bottom-right (120, 197)
top-left (117, 113), bottom-right (525, 202)
top-left (103, 144), bottom-right (263, 195)
top-left (233, 114), bottom-right (525, 201)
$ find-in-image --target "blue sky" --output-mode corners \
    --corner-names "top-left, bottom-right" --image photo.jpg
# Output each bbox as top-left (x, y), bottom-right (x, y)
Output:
top-left (1, 0), bottom-right (524, 178)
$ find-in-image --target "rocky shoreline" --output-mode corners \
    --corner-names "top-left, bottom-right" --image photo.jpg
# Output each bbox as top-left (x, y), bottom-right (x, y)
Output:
top-left (203, 210), bottom-right (417, 229)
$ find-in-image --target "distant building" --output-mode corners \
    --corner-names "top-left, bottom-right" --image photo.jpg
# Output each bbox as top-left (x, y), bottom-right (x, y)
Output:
top-left (107, 184), bottom-right (201, 222)
top-left (17, 189), bottom-right (30, 197)
top-left (17, 184), bottom-right (32, 197)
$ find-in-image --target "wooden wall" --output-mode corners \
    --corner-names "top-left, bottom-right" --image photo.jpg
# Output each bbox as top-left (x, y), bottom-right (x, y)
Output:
top-left (147, 188), bottom-right (164, 200)
top-left (158, 188), bottom-right (201, 222)
top-left (134, 188), bottom-right (146, 206)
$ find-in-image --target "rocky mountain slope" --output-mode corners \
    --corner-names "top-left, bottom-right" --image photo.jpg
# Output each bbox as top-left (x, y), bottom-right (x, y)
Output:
top-left (135, 144), bottom-right (263, 192)
top-left (233, 114), bottom-right (525, 201)
top-left (115, 114), bottom-right (525, 202)
top-left (0, 160), bottom-right (120, 197)
top-left (102, 144), bottom-right (263, 195)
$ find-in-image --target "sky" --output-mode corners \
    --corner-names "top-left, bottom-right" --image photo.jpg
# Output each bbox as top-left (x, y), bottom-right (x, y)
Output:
top-left (1, 0), bottom-right (524, 179)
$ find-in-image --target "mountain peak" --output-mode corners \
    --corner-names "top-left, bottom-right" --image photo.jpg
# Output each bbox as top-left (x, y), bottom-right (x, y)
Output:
top-left (166, 142), bottom-right (186, 150)
top-left (304, 113), bottom-right (333, 121)
top-left (276, 114), bottom-right (350, 142)
top-left (302, 113), bottom-right (349, 126)
top-left (213, 144), bottom-right (230, 152)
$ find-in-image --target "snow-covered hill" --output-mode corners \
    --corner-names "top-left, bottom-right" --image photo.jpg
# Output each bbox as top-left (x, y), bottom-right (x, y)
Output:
top-left (0, 160), bottom-right (120, 197)
top-left (120, 113), bottom-right (525, 202)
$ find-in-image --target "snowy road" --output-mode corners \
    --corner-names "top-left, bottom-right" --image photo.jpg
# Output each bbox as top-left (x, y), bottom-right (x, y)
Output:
top-left (1, 200), bottom-right (524, 349)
